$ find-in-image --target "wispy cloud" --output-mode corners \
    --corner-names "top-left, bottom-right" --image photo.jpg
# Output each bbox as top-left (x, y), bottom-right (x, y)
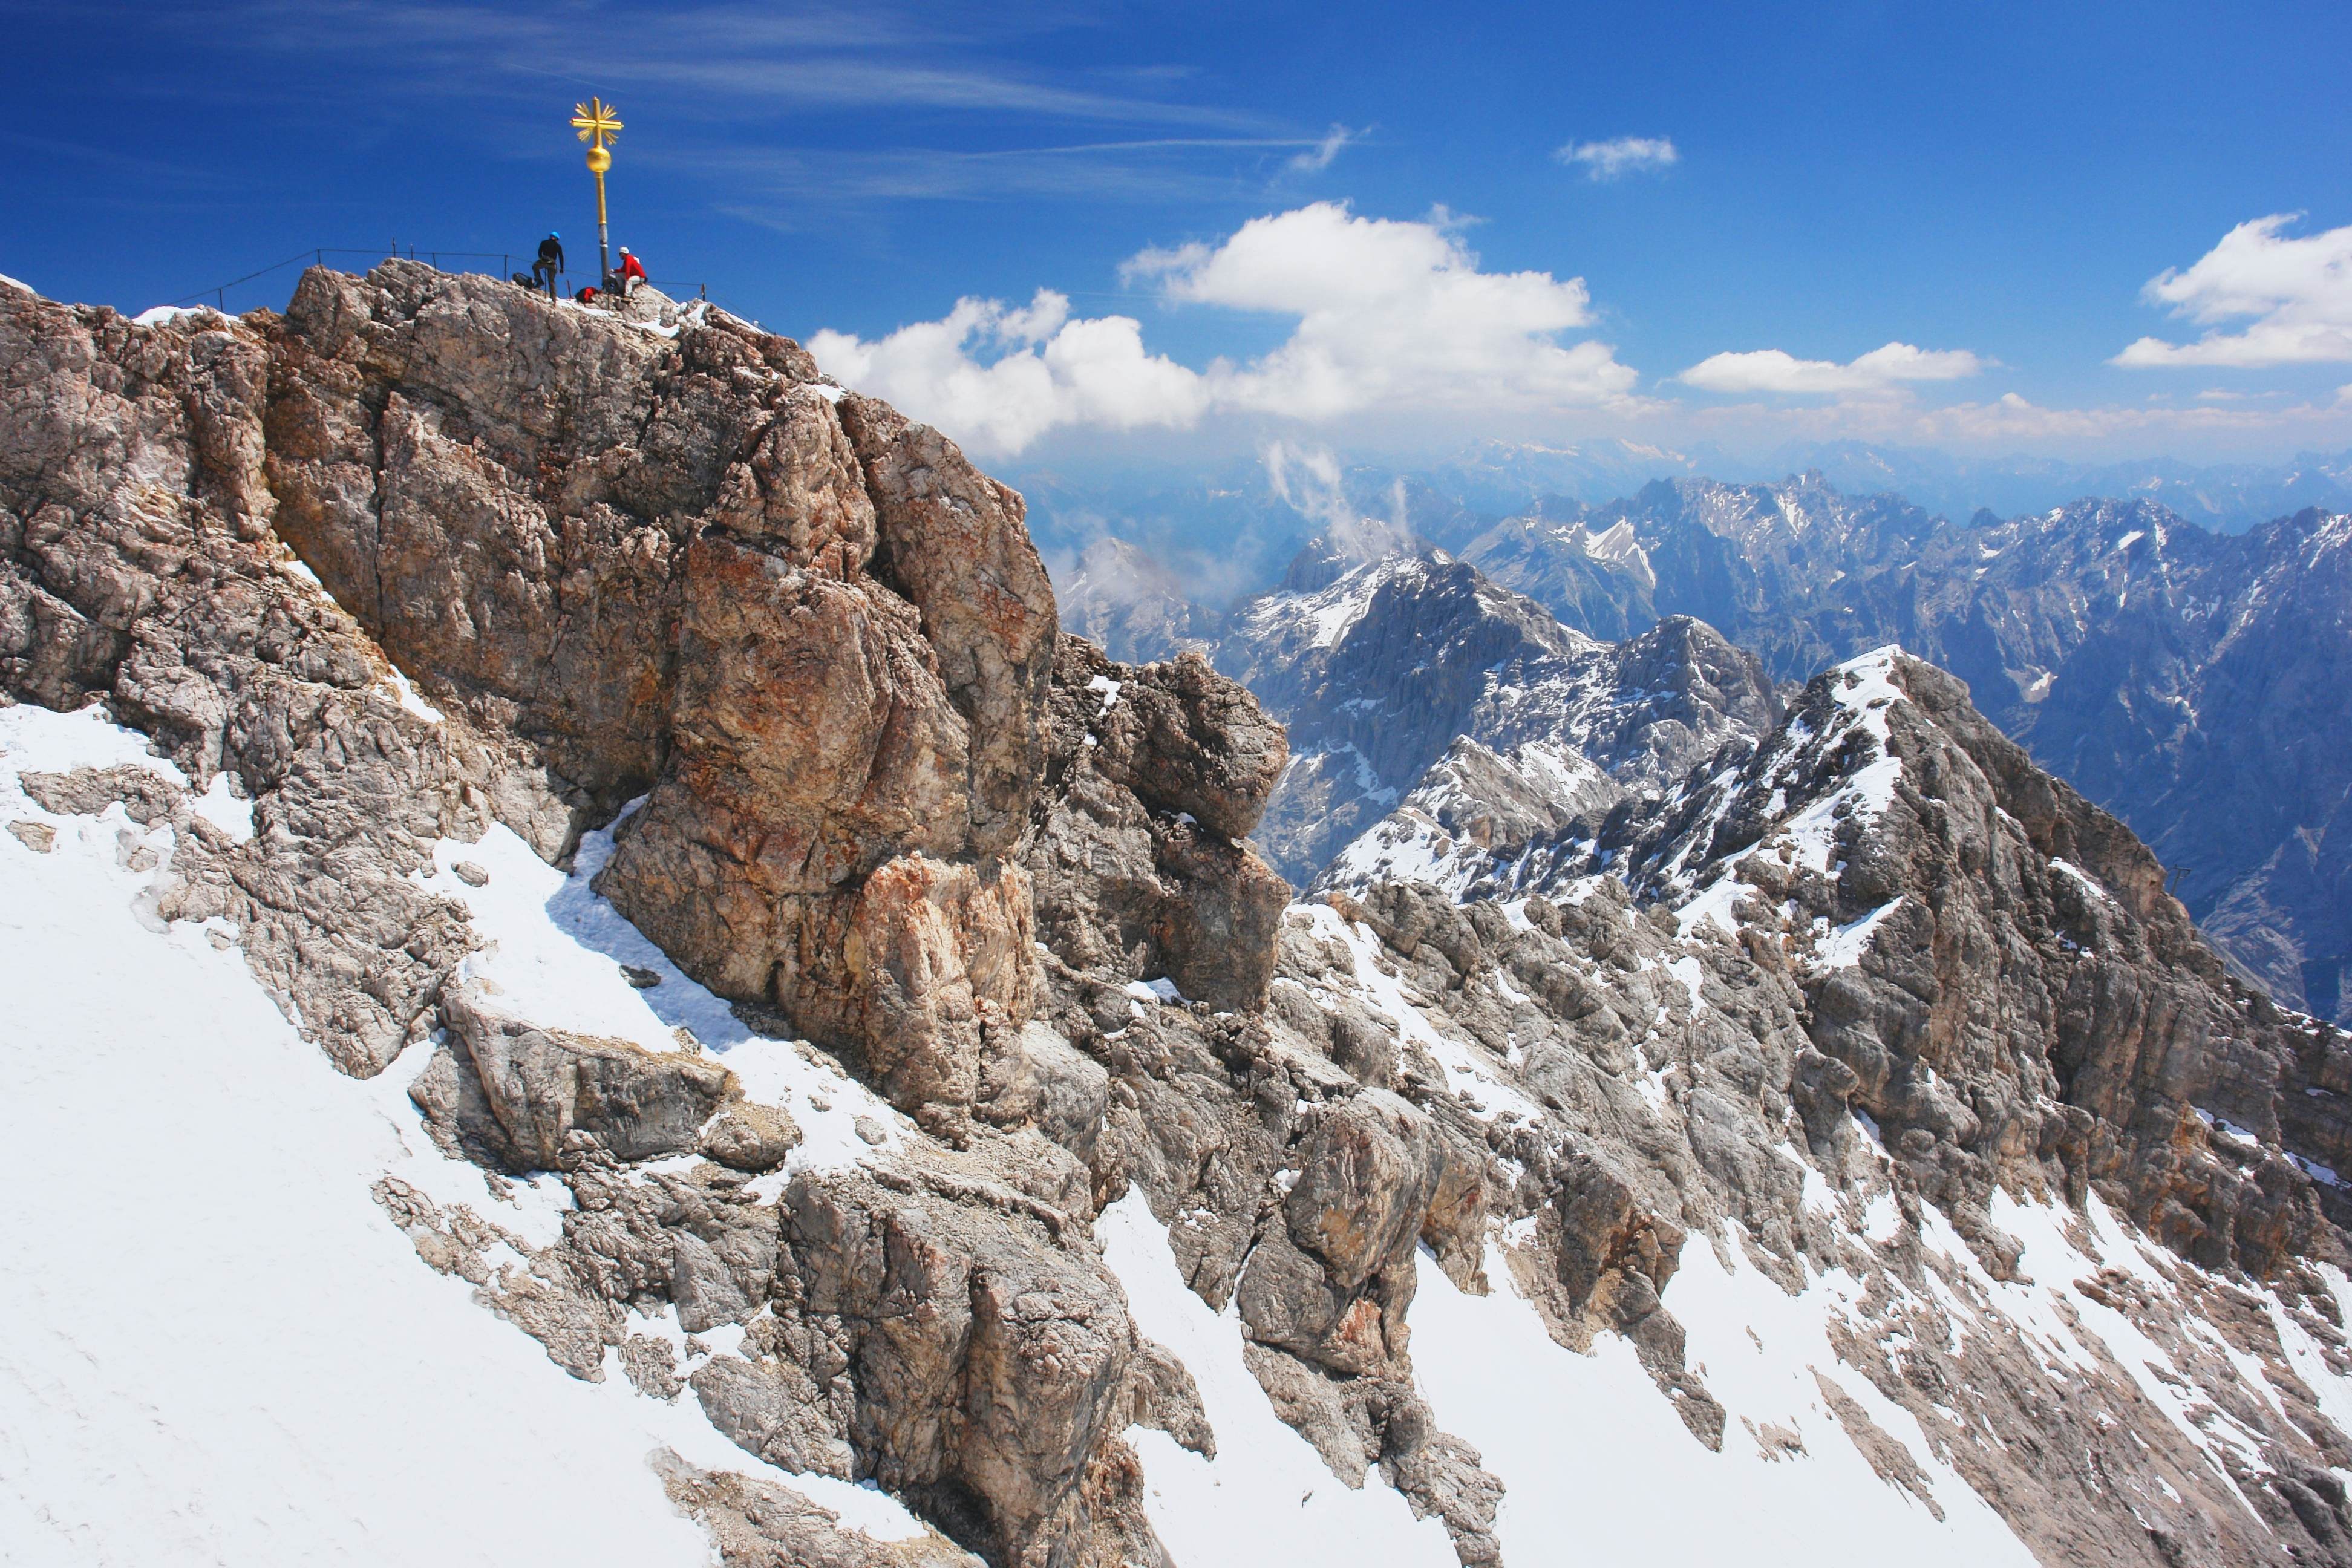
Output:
top-left (1285, 124), bottom-right (1363, 174)
top-left (2114, 214), bottom-right (2352, 369)
top-left (1682, 341), bottom-right (1987, 396)
top-left (1684, 387), bottom-right (2352, 456)
top-left (198, 0), bottom-right (1278, 131)
top-left (1263, 441), bottom-right (1411, 560)
top-left (1555, 136), bottom-right (1679, 181)
top-left (677, 136), bottom-right (1347, 211)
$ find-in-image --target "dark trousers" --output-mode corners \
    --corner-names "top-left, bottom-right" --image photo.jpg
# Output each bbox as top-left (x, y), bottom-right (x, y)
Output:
top-left (532, 259), bottom-right (560, 298)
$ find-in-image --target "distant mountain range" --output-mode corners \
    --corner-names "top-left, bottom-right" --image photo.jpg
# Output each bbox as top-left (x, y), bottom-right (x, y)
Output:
top-left (1451, 479), bottom-right (2352, 1025)
top-left (1055, 468), bottom-right (2352, 1028)
top-left (1013, 442), bottom-right (2352, 596)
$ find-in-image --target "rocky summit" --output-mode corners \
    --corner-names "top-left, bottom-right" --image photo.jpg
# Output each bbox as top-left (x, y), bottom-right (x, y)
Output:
top-left (11, 264), bottom-right (2352, 1568)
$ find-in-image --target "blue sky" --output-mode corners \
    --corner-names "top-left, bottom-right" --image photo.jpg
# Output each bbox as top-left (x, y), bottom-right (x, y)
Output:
top-left (10, 0), bottom-right (2352, 464)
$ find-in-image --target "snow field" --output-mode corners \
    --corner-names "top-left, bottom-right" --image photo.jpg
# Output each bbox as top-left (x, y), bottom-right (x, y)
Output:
top-left (0, 702), bottom-right (923, 1563)
top-left (1097, 1194), bottom-right (1460, 1568)
top-left (1408, 1235), bottom-right (2037, 1567)
top-left (411, 802), bottom-right (912, 1176)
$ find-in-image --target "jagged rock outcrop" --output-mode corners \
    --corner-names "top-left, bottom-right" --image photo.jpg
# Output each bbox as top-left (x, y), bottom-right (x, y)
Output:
top-left (656, 1454), bottom-right (987, 1568)
top-left (1278, 868), bottom-right (2352, 1566)
top-left (1, 275), bottom-right (530, 1075)
top-left (1613, 648), bottom-right (2352, 1275)
top-left (0, 267), bottom-right (1158, 1568)
top-left (1024, 635), bottom-right (1290, 1012)
top-left (1015, 620), bottom-right (1511, 1563)
top-left (416, 979), bottom-right (794, 1172)
top-left (261, 262), bottom-right (1065, 1129)
top-left (19, 263), bottom-right (2352, 1568)
top-left (1462, 479), bottom-right (2352, 1027)
top-left (769, 1166), bottom-right (1153, 1567)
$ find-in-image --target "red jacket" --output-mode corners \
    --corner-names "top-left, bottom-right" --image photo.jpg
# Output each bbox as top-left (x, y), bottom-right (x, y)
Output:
top-left (619, 253), bottom-right (647, 282)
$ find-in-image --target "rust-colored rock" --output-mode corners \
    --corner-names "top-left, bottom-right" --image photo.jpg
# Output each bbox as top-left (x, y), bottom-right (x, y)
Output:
top-left (255, 261), bottom-right (1060, 1123)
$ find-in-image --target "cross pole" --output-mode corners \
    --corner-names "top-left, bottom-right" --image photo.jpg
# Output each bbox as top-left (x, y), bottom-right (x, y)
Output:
top-left (571, 97), bottom-right (624, 283)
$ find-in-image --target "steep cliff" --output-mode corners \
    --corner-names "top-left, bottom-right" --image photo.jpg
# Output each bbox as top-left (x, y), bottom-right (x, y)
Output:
top-left (10, 265), bottom-right (2352, 1568)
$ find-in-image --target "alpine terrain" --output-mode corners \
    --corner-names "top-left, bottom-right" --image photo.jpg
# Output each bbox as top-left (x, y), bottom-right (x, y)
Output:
top-left (10, 263), bottom-right (2352, 1568)
top-left (1452, 476), bottom-right (2352, 1027)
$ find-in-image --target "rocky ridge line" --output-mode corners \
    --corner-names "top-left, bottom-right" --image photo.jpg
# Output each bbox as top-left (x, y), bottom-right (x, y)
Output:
top-left (12, 266), bottom-right (2352, 1568)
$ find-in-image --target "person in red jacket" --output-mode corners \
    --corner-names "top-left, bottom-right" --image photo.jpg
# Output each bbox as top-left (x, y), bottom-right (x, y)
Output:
top-left (616, 246), bottom-right (647, 297)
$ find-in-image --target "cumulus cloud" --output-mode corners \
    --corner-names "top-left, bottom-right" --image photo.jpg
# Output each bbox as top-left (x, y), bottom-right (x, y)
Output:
top-left (806, 290), bottom-right (1210, 456)
top-left (1680, 341), bottom-right (1987, 396)
top-left (811, 201), bottom-right (1640, 456)
top-left (2113, 214), bottom-right (2352, 368)
top-left (1131, 202), bottom-right (1635, 418)
top-left (1286, 124), bottom-right (1360, 174)
top-left (1555, 136), bottom-right (1679, 181)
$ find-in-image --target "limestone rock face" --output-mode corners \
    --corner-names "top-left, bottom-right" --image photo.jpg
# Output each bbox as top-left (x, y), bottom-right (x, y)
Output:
top-left (0, 279), bottom-right (524, 1074)
top-left (1622, 649), bottom-right (2347, 1276)
top-left (257, 261), bottom-right (1060, 1123)
top-left (658, 1452), bottom-right (988, 1568)
top-left (0, 268), bottom-right (1180, 1566)
top-left (835, 393), bottom-right (1059, 856)
top-left (776, 1167), bottom-right (1149, 1568)
top-left (439, 981), bottom-right (737, 1169)
top-left (1024, 634), bottom-right (1290, 1011)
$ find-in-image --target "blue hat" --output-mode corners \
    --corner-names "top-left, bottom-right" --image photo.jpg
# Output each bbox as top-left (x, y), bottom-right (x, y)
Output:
top-left (550, 231), bottom-right (561, 239)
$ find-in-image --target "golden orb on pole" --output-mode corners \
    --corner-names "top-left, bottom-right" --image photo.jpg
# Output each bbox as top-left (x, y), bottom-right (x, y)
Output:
top-left (570, 96), bottom-right (623, 281)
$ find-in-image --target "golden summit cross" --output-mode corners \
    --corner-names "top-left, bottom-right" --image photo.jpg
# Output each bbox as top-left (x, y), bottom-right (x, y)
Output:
top-left (572, 97), bottom-right (622, 152)
top-left (571, 97), bottom-right (622, 281)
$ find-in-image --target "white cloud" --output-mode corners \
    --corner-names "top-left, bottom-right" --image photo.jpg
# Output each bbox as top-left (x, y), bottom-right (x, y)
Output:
top-left (1555, 136), bottom-right (1679, 181)
top-left (807, 290), bottom-right (1210, 457)
top-left (1680, 341), bottom-right (1987, 396)
top-left (1913, 390), bottom-right (2324, 444)
top-left (811, 201), bottom-right (1640, 456)
top-left (2113, 214), bottom-right (2352, 368)
top-left (1135, 202), bottom-right (1635, 419)
top-left (1287, 124), bottom-right (1360, 174)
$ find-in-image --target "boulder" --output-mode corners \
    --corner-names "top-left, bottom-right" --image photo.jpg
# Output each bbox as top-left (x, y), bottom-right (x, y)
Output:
top-left (442, 981), bottom-right (734, 1169)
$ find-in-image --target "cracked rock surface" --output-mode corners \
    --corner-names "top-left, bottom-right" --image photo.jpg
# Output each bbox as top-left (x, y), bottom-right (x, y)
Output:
top-left (12, 265), bottom-right (2352, 1568)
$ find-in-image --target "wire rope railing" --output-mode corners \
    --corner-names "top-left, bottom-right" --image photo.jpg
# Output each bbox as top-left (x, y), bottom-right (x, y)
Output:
top-left (158, 244), bottom-right (743, 320)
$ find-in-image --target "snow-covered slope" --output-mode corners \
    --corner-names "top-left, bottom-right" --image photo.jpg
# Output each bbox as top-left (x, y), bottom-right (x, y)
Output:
top-left (0, 703), bottom-right (930, 1565)
top-left (1259, 866), bottom-right (2352, 1567)
top-left (27, 659), bottom-right (2352, 1567)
